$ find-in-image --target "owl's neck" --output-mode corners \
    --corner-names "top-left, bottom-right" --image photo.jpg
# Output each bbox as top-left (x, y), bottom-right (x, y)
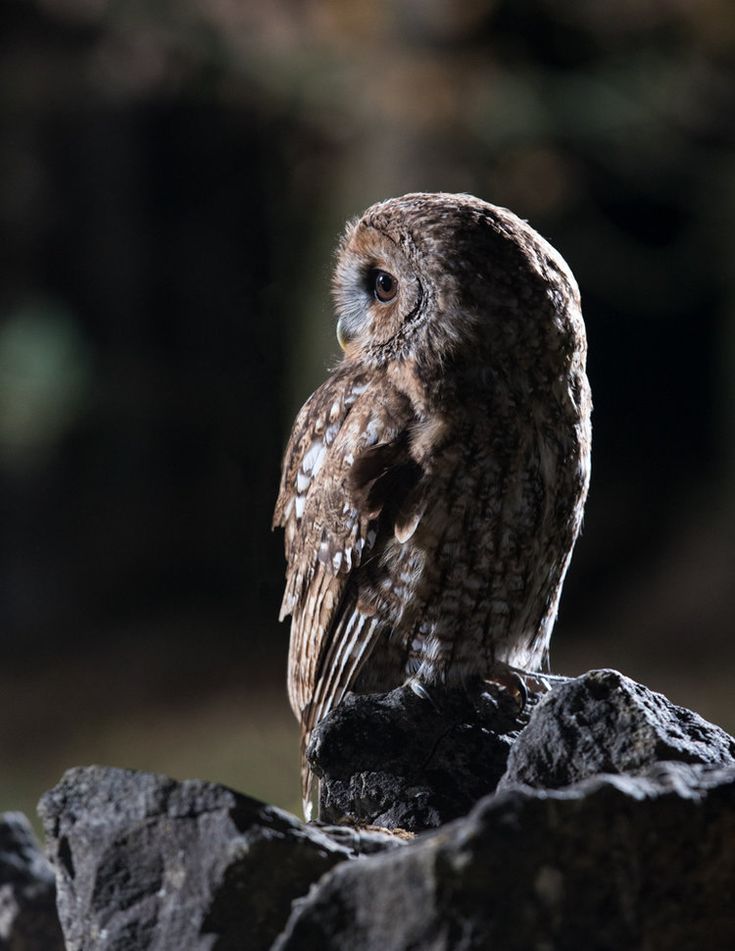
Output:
top-left (381, 342), bottom-right (573, 430)
top-left (383, 354), bottom-right (445, 419)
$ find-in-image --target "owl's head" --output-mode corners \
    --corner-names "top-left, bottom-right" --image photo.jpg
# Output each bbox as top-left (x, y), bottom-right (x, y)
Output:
top-left (332, 192), bottom-right (583, 378)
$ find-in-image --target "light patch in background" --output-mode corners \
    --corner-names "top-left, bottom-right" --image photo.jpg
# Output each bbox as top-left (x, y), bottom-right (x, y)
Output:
top-left (0, 300), bottom-right (93, 473)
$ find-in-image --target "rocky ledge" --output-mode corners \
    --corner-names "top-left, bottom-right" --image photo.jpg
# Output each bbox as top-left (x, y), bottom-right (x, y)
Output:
top-left (4, 669), bottom-right (734, 949)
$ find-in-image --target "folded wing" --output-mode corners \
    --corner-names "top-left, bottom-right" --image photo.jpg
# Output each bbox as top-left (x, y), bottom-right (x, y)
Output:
top-left (274, 366), bottom-right (423, 814)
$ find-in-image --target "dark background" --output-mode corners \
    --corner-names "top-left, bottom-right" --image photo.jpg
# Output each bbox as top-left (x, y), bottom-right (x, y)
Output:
top-left (1, 0), bottom-right (733, 822)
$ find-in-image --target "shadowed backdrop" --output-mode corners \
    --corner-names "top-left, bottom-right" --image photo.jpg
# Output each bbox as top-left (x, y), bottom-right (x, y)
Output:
top-left (1, 0), bottom-right (734, 823)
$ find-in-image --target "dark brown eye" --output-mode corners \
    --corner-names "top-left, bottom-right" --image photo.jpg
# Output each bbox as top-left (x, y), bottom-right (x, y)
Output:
top-left (371, 269), bottom-right (398, 303)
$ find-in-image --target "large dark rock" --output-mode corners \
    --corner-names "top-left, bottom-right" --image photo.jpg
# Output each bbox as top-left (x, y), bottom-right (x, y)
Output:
top-left (276, 762), bottom-right (735, 951)
top-left (308, 681), bottom-right (539, 831)
top-left (0, 811), bottom-right (64, 951)
top-left (499, 668), bottom-right (735, 790)
top-left (38, 766), bottom-right (401, 951)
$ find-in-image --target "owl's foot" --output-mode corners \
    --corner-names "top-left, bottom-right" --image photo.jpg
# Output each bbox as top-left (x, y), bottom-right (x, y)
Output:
top-left (482, 667), bottom-right (528, 711)
top-left (507, 665), bottom-right (573, 694)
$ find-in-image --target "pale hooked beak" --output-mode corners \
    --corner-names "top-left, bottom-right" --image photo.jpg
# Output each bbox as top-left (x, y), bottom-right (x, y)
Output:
top-left (336, 317), bottom-right (352, 353)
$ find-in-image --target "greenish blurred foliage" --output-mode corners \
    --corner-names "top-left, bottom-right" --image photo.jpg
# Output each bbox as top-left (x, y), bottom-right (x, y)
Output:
top-left (0, 0), bottom-right (733, 824)
top-left (0, 301), bottom-right (92, 469)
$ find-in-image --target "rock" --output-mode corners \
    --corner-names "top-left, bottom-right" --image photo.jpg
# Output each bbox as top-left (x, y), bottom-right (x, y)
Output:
top-left (0, 811), bottom-right (64, 951)
top-left (34, 672), bottom-right (735, 950)
top-left (308, 681), bottom-right (541, 831)
top-left (38, 765), bottom-right (399, 951)
top-left (276, 761), bottom-right (735, 951)
top-left (499, 668), bottom-right (735, 790)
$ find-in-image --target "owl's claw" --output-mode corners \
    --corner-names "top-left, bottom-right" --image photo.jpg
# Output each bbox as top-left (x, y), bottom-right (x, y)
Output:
top-left (408, 679), bottom-right (441, 712)
top-left (483, 668), bottom-right (529, 711)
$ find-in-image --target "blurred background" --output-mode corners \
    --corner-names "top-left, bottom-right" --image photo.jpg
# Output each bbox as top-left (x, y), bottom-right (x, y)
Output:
top-left (1, 0), bottom-right (734, 824)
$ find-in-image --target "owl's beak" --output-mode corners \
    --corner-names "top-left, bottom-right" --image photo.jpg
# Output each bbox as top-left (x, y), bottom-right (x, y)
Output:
top-left (336, 318), bottom-right (352, 353)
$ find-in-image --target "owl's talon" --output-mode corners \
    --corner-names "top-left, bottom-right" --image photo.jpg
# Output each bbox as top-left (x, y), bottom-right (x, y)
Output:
top-left (483, 669), bottom-right (528, 711)
top-left (506, 672), bottom-right (528, 711)
top-left (408, 679), bottom-right (440, 711)
top-left (515, 674), bottom-right (529, 709)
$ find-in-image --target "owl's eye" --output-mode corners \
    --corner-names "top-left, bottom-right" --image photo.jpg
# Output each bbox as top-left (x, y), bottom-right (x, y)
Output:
top-left (370, 269), bottom-right (398, 303)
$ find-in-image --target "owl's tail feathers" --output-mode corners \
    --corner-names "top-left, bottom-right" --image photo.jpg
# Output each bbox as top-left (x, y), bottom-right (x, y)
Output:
top-left (297, 612), bottom-right (381, 822)
top-left (300, 731), bottom-right (317, 822)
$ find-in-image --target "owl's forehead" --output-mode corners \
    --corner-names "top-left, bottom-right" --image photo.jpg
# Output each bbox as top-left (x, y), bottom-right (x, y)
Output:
top-left (339, 197), bottom-right (475, 273)
top-left (350, 192), bottom-right (537, 264)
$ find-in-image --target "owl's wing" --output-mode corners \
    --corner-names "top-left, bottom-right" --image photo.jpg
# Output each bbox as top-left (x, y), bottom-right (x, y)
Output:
top-left (273, 363), bottom-right (371, 618)
top-left (274, 366), bottom-right (422, 814)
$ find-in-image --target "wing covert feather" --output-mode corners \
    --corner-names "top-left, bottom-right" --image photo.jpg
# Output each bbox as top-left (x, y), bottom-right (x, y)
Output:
top-left (273, 367), bottom-right (421, 812)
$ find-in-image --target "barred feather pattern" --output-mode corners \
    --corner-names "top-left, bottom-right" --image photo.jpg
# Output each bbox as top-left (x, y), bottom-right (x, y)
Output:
top-left (274, 193), bottom-right (592, 817)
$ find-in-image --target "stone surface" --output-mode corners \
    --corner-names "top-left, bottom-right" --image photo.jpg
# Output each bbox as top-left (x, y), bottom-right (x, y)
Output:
top-left (499, 668), bottom-right (735, 790)
top-left (309, 681), bottom-right (541, 831)
top-left (0, 811), bottom-right (64, 951)
top-left (38, 766), bottom-right (400, 951)
top-left (34, 672), bottom-right (735, 950)
top-left (276, 761), bottom-right (735, 951)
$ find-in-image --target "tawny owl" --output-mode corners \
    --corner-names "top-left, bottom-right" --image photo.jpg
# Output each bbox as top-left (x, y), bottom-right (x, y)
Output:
top-left (274, 192), bottom-right (591, 815)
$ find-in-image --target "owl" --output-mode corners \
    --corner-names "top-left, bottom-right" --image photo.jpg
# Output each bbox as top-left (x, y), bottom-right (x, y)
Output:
top-left (274, 192), bottom-right (591, 816)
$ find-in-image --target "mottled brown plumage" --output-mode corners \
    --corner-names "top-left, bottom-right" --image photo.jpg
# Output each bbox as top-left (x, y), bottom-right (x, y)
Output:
top-left (273, 192), bottom-right (592, 816)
